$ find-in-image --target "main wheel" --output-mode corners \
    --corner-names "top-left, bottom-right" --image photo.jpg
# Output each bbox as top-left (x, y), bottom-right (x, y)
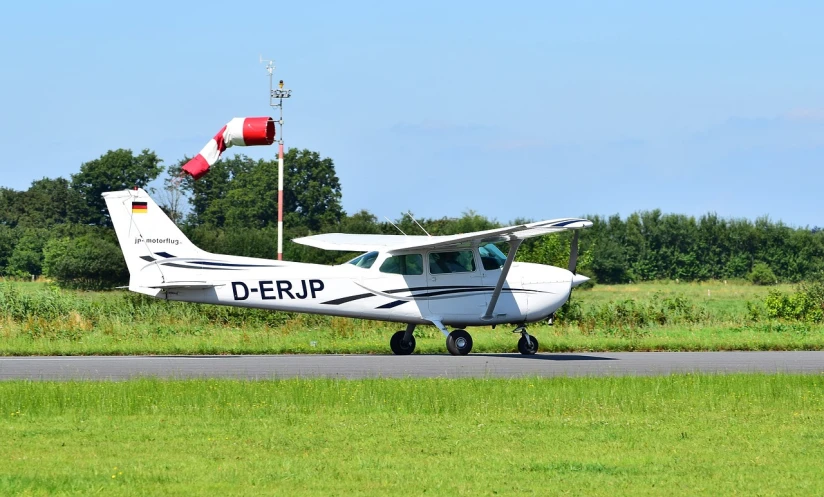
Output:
top-left (390, 330), bottom-right (416, 355)
top-left (446, 329), bottom-right (473, 356)
top-left (517, 334), bottom-right (539, 355)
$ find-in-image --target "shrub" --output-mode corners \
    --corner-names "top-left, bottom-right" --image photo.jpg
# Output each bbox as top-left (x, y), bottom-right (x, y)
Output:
top-left (749, 262), bottom-right (777, 286)
top-left (762, 282), bottom-right (824, 322)
top-left (42, 235), bottom-right (128, 290)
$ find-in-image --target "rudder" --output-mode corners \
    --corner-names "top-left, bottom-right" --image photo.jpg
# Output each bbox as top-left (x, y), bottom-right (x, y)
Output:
top-left (102, 188), bottom-right (202, 286)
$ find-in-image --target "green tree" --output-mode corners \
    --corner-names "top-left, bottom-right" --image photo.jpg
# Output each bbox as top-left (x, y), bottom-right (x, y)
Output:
top-left (282, 149), bottom-right (343, 231)
top-left (173, 149), bottom-right (343, 232)
top-left (170, 155), bottom-right (254, 228)
top-left (71, 149), bottom-right (163, 226)
top-left (0, 225), bottom-right (21, 275)
top-left (43, 235), bottom-right (128, 289)
top-left (15, 177), bottom-right (84, 227)
top-left (0, 187), bottom-right (23, 227)
top-left (6, 228), bottom-right (50, 277)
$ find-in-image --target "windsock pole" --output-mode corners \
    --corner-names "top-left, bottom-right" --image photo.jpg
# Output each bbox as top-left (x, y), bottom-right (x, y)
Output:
top-left (262, 57), bottom-right (291, 261)
top-left (277, 140), bottom-right (284, 261)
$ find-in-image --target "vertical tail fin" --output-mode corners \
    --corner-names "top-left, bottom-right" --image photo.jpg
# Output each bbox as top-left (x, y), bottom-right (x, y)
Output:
top-left (103, 188), bottom-right (202, 288)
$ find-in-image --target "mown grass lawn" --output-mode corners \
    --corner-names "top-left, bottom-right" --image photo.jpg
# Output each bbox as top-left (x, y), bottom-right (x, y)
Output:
top-left (1, 375), bottom-right (823, 496)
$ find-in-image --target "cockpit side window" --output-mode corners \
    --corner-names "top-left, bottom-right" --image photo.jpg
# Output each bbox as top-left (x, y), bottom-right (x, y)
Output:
top-left (379, 254), bottom-right (424, 275)
top-left (347, 251), bottom-right (379, 269)
top-left (478, 243), bottom-right (508, 270)
top-left (429, 250), bottom-right (476, 274)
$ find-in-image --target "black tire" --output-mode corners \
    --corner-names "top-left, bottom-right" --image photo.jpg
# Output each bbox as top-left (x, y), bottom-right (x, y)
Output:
top-left (390, 330), bottom-right (416, 355)
top-left (446, 329), bottom-right (473, 356)
top-left (517, 334), bottom-right (539, 355)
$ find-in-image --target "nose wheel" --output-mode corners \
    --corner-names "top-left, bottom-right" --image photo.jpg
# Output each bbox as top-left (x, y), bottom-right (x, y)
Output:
top-left (446, 329), bottom-right (473, 356)
top-left (514, 326), bottom-right (539, 355)
top-left (390, 325), bottom-right (416, 355)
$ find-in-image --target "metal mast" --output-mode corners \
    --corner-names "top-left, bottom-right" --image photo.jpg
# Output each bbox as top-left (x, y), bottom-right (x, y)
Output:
top-left (261, 57), bottom-right (292, 260)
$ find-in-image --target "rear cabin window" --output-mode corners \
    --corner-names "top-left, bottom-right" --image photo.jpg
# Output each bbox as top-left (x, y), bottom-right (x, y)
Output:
top-left (428, 250), bottom-right (476, 274)
top-left (379, 254), bottom-right (424, 275)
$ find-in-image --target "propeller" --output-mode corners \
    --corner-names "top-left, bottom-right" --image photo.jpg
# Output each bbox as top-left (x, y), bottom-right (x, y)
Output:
top-left (568, 230), bottom-right (579, 273)
top-left (568, 230), bottom-right (589, 288)
top-left (550, 230), bottom-right (588, 327)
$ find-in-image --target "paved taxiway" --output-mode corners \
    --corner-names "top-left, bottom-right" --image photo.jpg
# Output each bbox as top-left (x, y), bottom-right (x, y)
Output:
top-left (1, 351), bottom-right (823, 380)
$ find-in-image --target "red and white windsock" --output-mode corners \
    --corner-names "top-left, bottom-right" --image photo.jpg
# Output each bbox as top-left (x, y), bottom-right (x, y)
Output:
top-left (182, 117), bottom-right (275, 180)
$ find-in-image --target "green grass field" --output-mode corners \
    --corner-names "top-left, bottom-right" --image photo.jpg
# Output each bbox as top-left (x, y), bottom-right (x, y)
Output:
top-left (1, 375), bottom-right (823, 496)
top-left (2, 280), bottom-right (824, 355)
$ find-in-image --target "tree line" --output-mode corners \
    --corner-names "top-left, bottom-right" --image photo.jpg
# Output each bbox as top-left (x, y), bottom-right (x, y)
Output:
top-left (1, 147), bottom-right (822, 289)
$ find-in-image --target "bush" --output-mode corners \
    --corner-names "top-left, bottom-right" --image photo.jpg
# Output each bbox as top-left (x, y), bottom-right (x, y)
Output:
top-left (762, 281), bottom-right (824, 322)
top-left (557, 292), bottom-right (708, 329)
top-left (5, 228), bottom-right (49, 277)
top-left (749, 262), bottom-right (777, 286)
top-left (42, 235), bottom-right (128, 290)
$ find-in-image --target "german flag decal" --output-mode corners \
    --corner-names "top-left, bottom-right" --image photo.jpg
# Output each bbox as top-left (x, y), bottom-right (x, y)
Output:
top-left (132, 201), bottom-right (148, 214)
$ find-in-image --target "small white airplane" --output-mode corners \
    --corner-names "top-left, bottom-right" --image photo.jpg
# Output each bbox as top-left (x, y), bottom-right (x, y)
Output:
top-left (104, 189), bottom-right (592, 356)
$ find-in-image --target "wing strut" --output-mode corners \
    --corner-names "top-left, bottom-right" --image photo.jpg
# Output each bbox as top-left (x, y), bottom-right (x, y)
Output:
top-left (481, 239), bottom-right (523, 320)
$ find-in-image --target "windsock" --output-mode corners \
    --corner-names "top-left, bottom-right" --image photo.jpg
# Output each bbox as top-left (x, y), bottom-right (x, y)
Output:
top-left (182, 117), bottom-right (275, 180)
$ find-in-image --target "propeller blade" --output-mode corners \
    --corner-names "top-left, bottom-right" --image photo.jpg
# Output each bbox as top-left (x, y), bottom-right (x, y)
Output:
top-left (568, 230), bottom-right (579, 274)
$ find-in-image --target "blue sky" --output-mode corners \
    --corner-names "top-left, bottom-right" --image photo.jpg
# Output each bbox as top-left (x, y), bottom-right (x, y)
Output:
top-left (2, 1), bottom-right (823, 226)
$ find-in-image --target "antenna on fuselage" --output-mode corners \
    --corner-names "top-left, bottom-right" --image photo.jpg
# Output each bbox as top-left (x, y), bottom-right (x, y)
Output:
top-left (406, 211), bottom-right (431, 237)
top-left (384, 216), bottom-right (407, 236)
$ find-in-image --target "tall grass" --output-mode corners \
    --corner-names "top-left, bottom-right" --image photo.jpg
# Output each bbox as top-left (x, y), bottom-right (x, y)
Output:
top-left (2, 281), bottom-right (824, 355)
top-left (0, 282), bottom-right (747, 331)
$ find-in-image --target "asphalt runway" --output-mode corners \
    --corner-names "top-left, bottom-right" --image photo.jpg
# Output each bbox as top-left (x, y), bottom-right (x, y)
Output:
top-left (1, 351), bottom-right (824, 380)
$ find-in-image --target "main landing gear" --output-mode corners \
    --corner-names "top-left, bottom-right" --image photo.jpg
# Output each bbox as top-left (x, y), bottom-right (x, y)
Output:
top-left (514, 325), bottom-right (539, 355)
top-left (446, 329), bottom-right (473, 356)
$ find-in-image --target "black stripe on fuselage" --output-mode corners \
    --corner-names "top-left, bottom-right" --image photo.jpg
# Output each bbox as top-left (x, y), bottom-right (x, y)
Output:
top-left (371, 288), bottom-right (545, 309)
top-left (188, 261), bottom-right (277, 268)
top-left (320, 286), bottom-right (477, 306)
top-left (376, 300), bottom-right (408, 309)
top-left (159, 263), bottom-right (241, 271)
top-left (153, 259), bottom-right (277, 270)
top-left (322, 286), bottom-right (548, 307)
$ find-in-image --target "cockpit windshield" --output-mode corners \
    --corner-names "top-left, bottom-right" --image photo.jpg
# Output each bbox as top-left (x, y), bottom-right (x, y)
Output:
top-left (347, 251), bottom-right (379, 269)
top-left (478, 243), bottom-right (507, 270)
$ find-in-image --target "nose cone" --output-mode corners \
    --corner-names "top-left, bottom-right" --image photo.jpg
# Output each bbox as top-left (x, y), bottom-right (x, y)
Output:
top-left (571, 273), bottom-right (590, 288)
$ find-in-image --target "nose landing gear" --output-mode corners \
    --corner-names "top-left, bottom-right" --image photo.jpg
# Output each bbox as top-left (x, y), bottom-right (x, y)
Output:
top-left (389, 324), bottom-right (417, 355)
top-left (513, 325), bottom-right (539, 355)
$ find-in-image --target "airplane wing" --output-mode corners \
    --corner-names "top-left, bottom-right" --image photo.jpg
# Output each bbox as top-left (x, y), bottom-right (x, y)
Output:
top-left (385, 218), bottom-right (591, 253)
top-left (290, 233), bottom-right (431, 252)
top-left (292, 218), bottom-right (592, 253)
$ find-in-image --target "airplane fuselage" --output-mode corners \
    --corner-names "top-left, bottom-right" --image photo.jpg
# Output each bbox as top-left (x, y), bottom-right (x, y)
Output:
top-left (149, 253), bottom-right (574, 327)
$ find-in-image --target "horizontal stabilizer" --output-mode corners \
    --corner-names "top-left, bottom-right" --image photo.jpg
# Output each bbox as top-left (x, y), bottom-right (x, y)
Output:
top-left (146, 282), bottom-right (225, 290)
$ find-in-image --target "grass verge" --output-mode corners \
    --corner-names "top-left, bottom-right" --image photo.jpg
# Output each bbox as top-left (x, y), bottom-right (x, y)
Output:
top-left (3, 280), bottom-right (824, 355)
top-left (1, 375), bottom-right (823, 496)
